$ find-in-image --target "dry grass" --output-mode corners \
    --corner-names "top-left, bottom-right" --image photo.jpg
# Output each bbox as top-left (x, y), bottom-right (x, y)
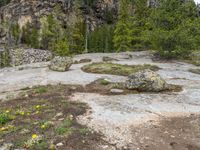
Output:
top-left (82, 62), bottom-right (159, 76)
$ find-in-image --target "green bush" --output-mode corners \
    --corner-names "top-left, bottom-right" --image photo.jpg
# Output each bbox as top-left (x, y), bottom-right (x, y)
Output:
top-left (53, 39), bottom-right (70, 56)
top-left (0, 112), bottom-right (13, 125)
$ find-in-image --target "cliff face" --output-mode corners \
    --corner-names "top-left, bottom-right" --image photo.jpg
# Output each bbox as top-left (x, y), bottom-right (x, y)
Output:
top-left (0, 0), bottom-right (118, 44)
top-left (0, 0), bottom-right (117, 24)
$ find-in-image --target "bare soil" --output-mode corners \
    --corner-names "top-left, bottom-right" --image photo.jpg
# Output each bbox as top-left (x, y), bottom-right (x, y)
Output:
top-left (131, 114), bottom-right (200, 150)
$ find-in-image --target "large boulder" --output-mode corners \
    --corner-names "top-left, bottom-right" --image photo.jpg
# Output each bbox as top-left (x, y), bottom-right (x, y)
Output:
top-left (125, 69), bottom-right (167, 92)
top-left (49, 56), bottom-right (73, 72)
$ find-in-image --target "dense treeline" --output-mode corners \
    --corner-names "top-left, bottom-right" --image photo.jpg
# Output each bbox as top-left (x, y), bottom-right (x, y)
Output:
top-left (3, 0), bottom-right (200, 58)
top-left (0, 0), bottom-right (11, 7)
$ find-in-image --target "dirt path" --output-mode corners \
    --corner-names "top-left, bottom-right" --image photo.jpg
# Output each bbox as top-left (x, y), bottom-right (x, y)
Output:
top-left (0, 51), bottom-right (200, 149)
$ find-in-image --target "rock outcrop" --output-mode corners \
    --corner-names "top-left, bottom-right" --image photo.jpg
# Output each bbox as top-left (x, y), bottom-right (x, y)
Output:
top-left (9, 48), bottom-right (52, 66)
top-left (0, 0), bottom-right (117, 44)
top-left (125, 69), bottom-right (167, 92)
top-left (49, 56), bottom-right (72, 72)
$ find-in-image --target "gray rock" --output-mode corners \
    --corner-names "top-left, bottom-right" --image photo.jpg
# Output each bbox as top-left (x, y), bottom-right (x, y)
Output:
top-left (110, 89), bottom-right (124, 94)
top-left (56, 142), bottom-right (64, 147)
top-left (0, 143), bottom-right (13, 150)
top-left (102, 56), bottom-right (118, 62)
top-left (49, 56), bottom-right (73, 72)
top-left (125, 69), bottom-right (167, 92)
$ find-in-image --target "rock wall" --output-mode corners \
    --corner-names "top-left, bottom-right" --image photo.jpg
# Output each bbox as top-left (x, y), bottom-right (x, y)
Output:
top-left (0, 0), bottom-right (118, 44)
top-left (9, 48), bottom-right (52, 66)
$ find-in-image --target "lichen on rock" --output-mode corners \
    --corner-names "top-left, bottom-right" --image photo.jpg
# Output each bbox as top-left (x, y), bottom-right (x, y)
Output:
top-left (49, 56), bottom-right (73, 72)
top-left (125, 69), bottom-right (168, 92)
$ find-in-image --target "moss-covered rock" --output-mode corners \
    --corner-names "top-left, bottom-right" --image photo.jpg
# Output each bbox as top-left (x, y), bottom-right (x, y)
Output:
top-left (49, 56), bottom-right (73, 72)
top-left (125, 69), bottom-right (168, 92)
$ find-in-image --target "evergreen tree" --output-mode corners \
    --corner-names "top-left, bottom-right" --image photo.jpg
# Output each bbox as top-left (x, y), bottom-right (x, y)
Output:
top-left (40, 14), bottom-right (69, 56)
top-left (70, 1), bottom-right (86, 54)
top-left (88, 24), bottom-right (114, 53)
top-left (131, 0), bottom-right (152, 50)
top-left (113, 0), bottom-right (133, 52)
top-left (0, 0), bottom-right (11, 7)
top-left (149, 0), bottom-right (199, 58)
top-left (22, 22), bottom-right (40, 49)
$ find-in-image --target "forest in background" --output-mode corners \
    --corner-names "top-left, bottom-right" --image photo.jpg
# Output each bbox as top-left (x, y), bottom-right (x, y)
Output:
top-left (0, 0), bottom-right (200, 59)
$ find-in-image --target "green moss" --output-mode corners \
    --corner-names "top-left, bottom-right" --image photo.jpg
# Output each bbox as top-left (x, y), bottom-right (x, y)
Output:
top-left (34, 87), bottom-right (48, 94)
top-left (99, 79), bottom-right (110, 85)
top-left (82, 62), bottom-right (159, 76)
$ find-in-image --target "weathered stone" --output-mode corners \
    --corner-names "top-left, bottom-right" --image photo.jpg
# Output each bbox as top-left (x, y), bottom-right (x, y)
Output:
top-left (49, 56), bottom-right (73, 72)
top-left (73, 59), bottom-right (91, 64)
top-left (0, 143), bottom-right (13, 150)
top-left (110, 89), bottom-right (124, 94)
top-left (102, 56), bottom-right (118, 62)
top-left (9, 48), bottom-right (52, 66)
top-left (0, 0), bottom-right (118, 44)
top-left (56, 142), bottom-right (64, 147)
top-left (125, 69), bottom-right (167, 92)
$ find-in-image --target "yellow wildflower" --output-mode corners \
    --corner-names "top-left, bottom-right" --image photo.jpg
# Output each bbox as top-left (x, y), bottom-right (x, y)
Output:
top-left (5, 110), bottom-right (10, 113)
top-left (0, 127), bottom-right (6, 131)
top-left (40, 125), bottom-right (46, 129)
top-left (36, 105), bottom-right (41, 109)
top-left (35, 111), bottom-right (39, 114)
top-left (32, 134), bottom-right (37, 139)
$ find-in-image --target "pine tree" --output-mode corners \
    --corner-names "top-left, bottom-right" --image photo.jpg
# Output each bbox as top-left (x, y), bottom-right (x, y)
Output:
top-left (131, 0), bottom-right (152, 49)
top-left (149, 0), bottom-right (199, 58)
top-left (113, 0), bottom-right (133, 52)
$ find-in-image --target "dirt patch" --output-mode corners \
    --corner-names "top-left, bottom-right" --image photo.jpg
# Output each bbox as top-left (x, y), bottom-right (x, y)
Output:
top-left (81, 62), bottom-right (160, 76)
top-left (0, 85), bottom-right (114, 150)
top-left (131, 114), bottom-right (200, 150)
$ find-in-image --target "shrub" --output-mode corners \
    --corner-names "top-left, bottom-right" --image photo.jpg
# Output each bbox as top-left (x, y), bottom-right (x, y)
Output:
top-left (53, 39), bottom-right (70, 56)
top-left (0, 112), bottom-right (13, 125)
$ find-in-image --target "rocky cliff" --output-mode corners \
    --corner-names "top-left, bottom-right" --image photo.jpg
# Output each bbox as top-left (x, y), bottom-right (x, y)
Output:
top-left (0, 0), bottom-right (118, 45)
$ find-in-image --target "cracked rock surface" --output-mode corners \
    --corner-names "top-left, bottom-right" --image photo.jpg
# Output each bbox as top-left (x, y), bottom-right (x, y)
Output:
top-left (0, 51), bottom-right (200, 149)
